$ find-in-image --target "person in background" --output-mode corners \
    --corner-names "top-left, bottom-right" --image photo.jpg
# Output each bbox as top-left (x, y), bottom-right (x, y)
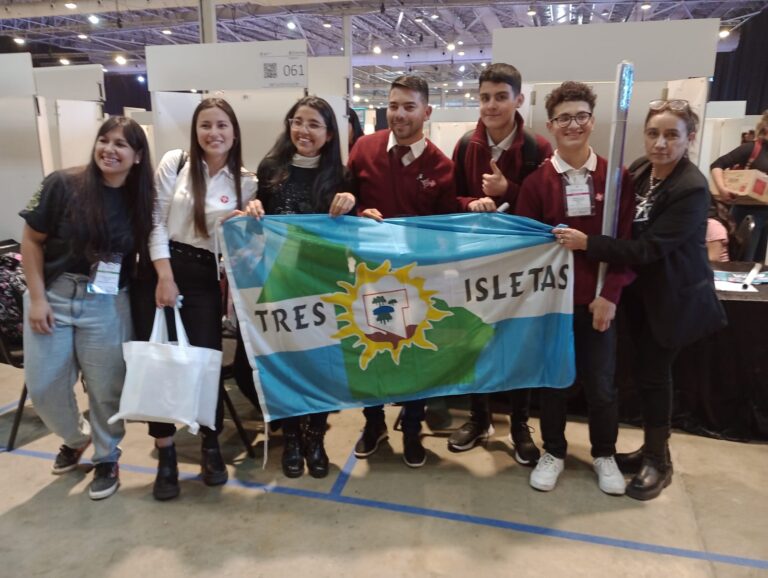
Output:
top-left (348, 107), bottom-right (364, 151)
top-left (448, 62), bottom-right (552, 464)
top-left (710, 109), bottom-right (768, 262)
top-left (555, 99), bottom-right (726, 500)
top-left (20, 116), bottom-right (154, 500)
top-left (706, 199), bottom-right (734, 263)
top-left (241, 96), bottom-right (355, 478)
top-left (133, 98), bottom-right (257, 501)
top-left (347, 74), bottom-right (458, 468)
top-left (516, 81), bottom-right (635, 495)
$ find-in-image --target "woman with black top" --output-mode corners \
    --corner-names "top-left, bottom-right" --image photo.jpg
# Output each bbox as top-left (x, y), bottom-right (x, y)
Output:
top-left (710, 109), bottom-right (768, 262)
top-left (242, 96), bottom-right (355, 478)
top-left (554, 100), bottom-right (726, 500)
top-left (135, 98), bottom-right (257, 500)
top-left (20, 117), bottom-right (154, 500)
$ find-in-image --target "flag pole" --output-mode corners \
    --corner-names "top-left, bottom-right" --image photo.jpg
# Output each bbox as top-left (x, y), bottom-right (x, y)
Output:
top-left (596, 60), bottom-right (635, 296)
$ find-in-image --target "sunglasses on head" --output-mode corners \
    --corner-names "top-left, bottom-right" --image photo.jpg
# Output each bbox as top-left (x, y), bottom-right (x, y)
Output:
top-left (649, 99), bottom-right (690, 112)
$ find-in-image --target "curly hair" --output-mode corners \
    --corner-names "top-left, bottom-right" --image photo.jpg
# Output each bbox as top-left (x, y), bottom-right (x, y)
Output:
top-left (545, 81), bottom-right (597, 119)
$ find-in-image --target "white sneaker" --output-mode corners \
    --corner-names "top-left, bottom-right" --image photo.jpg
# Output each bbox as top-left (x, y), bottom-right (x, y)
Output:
top-left (593, 456), bottom-right (626, 495)
top-left (529, 452), bottom-right (564, 491)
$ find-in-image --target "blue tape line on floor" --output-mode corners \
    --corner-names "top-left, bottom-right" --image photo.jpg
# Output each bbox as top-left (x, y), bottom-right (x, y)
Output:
top-left (3, 446), bottom-right (767, 570)
top-left (329, 450), bottom-right (357, 496)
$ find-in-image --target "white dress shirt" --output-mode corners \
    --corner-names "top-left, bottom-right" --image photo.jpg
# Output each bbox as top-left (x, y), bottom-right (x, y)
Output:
top-left (149, 149), bottom-right (258, 261)
top-left (550, 147), bottom-right (598, 185)
top-left (487, 126), bottom-right (517, 162)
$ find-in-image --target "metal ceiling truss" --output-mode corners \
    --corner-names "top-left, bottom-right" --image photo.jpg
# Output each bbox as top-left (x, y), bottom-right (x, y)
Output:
top-left (1, 0), bottom-right (766, 103)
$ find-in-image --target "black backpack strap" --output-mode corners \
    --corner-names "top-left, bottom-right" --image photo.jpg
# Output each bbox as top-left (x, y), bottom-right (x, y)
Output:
top-left (519, 130), bottom-right (540, 180)
top-left (176, 150), bottom-right (189, 175)
top-left (454, 129), bottom-right (474, 195)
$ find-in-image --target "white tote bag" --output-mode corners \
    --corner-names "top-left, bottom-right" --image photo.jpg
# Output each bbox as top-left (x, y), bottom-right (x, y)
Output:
top-left (108, 307), bottom-right (223, 434)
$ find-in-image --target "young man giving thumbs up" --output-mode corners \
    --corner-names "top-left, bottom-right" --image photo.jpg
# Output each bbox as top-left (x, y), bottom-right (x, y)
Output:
top-left (449, 62), bottom-right (552, 460)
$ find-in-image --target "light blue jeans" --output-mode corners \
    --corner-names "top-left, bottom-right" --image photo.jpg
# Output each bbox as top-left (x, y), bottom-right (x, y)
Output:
top-left (23, 273), bottom-right (132, 463)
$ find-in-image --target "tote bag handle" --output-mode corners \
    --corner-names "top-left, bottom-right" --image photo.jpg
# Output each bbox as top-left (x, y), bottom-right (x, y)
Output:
top-left (148, 306), bottom-right (191, 348)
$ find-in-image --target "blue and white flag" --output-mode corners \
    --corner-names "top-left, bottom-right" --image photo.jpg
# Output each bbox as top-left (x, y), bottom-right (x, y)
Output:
top-left (220, 213), bottom-right (574, 421)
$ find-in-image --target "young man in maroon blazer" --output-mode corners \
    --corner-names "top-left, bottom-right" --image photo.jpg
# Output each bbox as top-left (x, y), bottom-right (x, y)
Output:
top-left (348, 75), bottom-right (458, 468)
top-left (516, 81), bottom-right (635, 494)
top-left (448, 63), bottom-right (552, 464)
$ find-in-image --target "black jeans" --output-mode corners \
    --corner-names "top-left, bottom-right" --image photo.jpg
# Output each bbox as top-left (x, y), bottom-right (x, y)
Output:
top-left (539, 305), bottom-right (618, 459)
top-left (131, 243), bottom-right (224, 443)
top-left (468, 389), bottom-right (532, 424)
top-left (364, 401), bottom-right (425, 435)
top-left (634, 316), bottom-right (679, 429)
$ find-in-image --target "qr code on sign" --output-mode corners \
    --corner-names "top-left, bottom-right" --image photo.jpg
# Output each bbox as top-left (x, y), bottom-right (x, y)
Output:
top-left (263, 63), bottom-right (277, 79)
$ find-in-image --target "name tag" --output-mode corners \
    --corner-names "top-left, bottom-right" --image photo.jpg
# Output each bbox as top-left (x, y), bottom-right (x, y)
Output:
top-left (87, 254), bottom-right (122, 295)
top-left (565, 184), bottom-right (593, 217)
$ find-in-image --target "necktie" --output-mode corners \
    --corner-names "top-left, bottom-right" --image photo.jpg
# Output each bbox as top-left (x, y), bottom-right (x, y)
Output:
top-left (392, 145), bottom-right (411, 164)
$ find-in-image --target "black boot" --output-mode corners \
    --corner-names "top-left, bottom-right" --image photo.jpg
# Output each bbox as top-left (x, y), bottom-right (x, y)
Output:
top-left (201, 441), bottom-right (228, 486)
top-left (282, 431), bottom-right (304, 478)
top-left (615, 446), bottom-right (644, 474)
top-left (626, 426), bottom-right (672, 501)
top-left (304, 428), bottom-right (330, 479)
top-left (153, 444), bottom-right (180, 501)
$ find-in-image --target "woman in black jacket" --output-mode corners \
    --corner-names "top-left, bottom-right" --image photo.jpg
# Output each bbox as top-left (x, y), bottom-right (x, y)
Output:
top-left (554, 100), bottom-right (726, 500)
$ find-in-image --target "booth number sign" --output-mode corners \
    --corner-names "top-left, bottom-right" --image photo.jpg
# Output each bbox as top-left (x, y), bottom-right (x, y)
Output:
top-left (259, 51), bottom-right (308, 89)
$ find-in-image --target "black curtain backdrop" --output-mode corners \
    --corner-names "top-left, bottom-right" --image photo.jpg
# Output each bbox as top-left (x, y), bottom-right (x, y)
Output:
top-left (103, 74), bottom-right (151, 116)
top-left (711, 8), bottom-right (768, 114)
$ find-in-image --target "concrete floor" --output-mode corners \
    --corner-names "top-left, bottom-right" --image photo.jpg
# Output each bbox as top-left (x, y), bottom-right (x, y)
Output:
top-left (1, 361), bottom-right (767, 578)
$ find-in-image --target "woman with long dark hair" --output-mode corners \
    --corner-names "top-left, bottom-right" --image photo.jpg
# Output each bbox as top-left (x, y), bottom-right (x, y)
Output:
top-left (20, 116), bottom-right (154, 500)
top-left (243, 95), bottom-right (354, 478)
top-left (136, 97), bottom-right (257, 500)
top-left (554, 100), bottom-right (726, 500)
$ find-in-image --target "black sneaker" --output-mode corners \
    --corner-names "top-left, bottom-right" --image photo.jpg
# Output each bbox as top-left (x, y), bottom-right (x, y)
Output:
top-left (89, 462), bottom-right (120, 500)
top-left (447, 420), bottom-right (495, 452)
top-left (354, 421), bottom-right (388, 458)
top-left (402, 433), bottom-right (426, 468)
top-left (201, 447), bottom-right (229, 486)
top-left (510, 422), bottom-right (541, 466)
top-left (52, 440), bottom-right (91, 475)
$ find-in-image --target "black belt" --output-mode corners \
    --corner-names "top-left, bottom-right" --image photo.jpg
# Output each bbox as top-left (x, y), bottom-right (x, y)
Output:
top-left (169, 240), bottom-right (217, 265)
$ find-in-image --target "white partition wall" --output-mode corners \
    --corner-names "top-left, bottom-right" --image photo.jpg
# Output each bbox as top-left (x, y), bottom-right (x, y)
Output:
top-left (34, 65), bottom-right (104, 172)
top-left (0, 54), bottom-right (44, 242)
top-left (493, 20), bottom-right (719, 83)
top-left (147, 41), bottom-right (355, 172)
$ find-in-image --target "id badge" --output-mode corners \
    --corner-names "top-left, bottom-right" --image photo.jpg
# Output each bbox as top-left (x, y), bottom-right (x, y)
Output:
top-left (565, 183), bottom-right (593, 217)
top-left (87, 253), bottom-right (123, 295)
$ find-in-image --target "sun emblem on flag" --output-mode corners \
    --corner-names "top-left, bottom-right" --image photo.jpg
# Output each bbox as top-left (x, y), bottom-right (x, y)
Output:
top-left (323, 260), bottom-right (451, 370)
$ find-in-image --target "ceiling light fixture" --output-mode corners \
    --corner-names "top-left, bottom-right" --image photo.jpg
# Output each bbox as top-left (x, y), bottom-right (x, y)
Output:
top-left (457, 40), bottom-right (464, 46)
top-left (414, 16), bottom-right (423, 23)
top-left (481, 62), bottom-right (487, 67)
top-left (13, 37), bottom-right (25, 45)
top-left (527, 6), bottom-right (536, 16)
top-left (354, 82), bottom-right (361, 89)
top-left (161, 29), bottom-right (172, 35)
top-left (88, 14), bottom-right (99, 24)
top-left (458, 51), bottom-right (465, 56)
top-left (457, 80), bottom-right (464, 87)
top-left (114, 55), bottom-right (127, 65)
top-left (64, 2), bottom-right (77, 9)
top-left (373, 45), bottom-right (382, 54)
top-left (458, 64), bottom-right (466, 72)
top-left (640, 2), bottom-right (651, 10)
top-left (286, 21), bottom-right (297, 30)
top-left (60, 58), bottom-right (71, 65)
top-left (446, 43), bottom-right (455, 51)
top-left (137, 75), bottom-right (145, 83)
top-left (430, 13), bottom-right (439, 20)
top-left (78, 33), bottom-right (88, 39)
top-left (464, 92), bottom-right (470, 98)
top-left (322, 22), bottom-right (332, 28)
top-left (353, 95), bottom-right (361, 102)
top-left (718, 29), bottom-right (730, 38)
top-left (392, 54), bottom-right (399, 59)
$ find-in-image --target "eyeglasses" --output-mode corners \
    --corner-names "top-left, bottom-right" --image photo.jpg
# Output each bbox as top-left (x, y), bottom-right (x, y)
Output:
top-left (288, 118), bottom-right (326, 131)
top-left (550, 111), bottom-right (592, 128)
top-left (649, 99), bottom-right (690, 112)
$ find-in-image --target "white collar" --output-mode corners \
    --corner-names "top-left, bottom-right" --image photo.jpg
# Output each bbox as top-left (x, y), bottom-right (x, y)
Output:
top-left (386, 132), bottom-right (427, 160)
top-left (291, 153), bottom-right (321, 169)
top-left (551, 148), bottom-right (597, 174)
top-left (201, 158), bottom-right (233, 179)
top-left (487, 125), bottom-right (517, 151)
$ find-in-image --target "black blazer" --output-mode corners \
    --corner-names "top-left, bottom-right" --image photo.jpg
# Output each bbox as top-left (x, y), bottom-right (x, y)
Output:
top-left (586, 156), bottom-right (727, 349)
